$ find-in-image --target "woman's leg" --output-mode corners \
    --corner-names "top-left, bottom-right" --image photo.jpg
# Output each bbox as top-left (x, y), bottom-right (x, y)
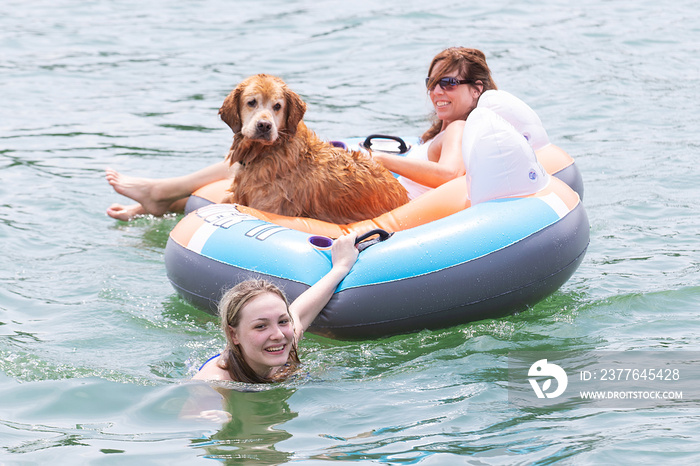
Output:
top-left (106, 198), bottom-right (190, 221)
top-left (105, 159), bottom-right (234, 220)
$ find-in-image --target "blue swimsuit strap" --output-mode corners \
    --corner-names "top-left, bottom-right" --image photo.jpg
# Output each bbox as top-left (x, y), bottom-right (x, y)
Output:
top-left (199, 353), bottom-right (221, 371)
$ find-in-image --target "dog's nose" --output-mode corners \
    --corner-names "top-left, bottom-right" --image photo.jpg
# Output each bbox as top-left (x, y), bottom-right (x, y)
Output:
top-left (257, 120), bottom-right (272, 133)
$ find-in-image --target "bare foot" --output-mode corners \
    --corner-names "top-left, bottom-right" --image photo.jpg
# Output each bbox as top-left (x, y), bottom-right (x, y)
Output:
top-left (106, 203), bottom-right (147, 221)
top-left (105, 168), bottom-right (173, 217)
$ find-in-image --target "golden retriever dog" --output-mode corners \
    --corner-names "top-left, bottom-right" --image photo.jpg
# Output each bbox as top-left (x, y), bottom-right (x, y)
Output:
top-left (218, 74), bottom-right (409, 224)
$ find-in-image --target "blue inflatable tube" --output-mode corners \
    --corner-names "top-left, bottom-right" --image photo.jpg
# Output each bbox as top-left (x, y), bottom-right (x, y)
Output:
top-left (165, 172), bottom-right (589, 339)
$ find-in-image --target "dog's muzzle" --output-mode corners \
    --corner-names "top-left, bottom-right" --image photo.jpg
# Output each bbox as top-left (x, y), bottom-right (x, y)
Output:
top-left (255, 120), bottom-right (274, 139)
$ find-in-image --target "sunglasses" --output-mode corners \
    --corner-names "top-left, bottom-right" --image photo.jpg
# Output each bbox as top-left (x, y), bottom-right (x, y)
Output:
top-left (425, 77), bottom-right (475, 92)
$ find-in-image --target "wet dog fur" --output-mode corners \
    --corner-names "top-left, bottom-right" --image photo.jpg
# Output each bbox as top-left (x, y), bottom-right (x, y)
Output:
top-left (218, 74), bottom-right (409, 224)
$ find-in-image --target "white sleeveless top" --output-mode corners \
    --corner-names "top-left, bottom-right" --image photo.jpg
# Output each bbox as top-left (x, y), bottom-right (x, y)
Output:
top-left (397, 139), bottom-right (434, 200)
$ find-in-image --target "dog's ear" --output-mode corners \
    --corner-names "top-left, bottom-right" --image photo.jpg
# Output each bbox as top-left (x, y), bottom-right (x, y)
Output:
top-left (219, 87), bottom-right (243, 133)
top-left (284, 87), bottom-right (307, 136)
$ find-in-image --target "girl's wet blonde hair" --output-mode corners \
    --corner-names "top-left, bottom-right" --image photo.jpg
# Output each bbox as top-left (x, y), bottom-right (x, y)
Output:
top-left (218, 279), bottom-right (300, 383)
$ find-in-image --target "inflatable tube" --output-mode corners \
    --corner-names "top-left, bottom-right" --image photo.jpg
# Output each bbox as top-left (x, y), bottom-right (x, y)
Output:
top-left (165, 164), bottom-right (589, 339)
top-left (167, 107), bottom-right (588, 339)
top-left (478, 90), bottom-right (584, 200)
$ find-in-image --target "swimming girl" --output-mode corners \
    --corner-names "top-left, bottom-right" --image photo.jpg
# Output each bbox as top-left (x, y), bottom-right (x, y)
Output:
top-left (193, 232), bottom-right (358, 383)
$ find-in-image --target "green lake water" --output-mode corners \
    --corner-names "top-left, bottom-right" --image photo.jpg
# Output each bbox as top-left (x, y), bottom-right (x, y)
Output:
top-left (1, 0), bottom-right (699, 463)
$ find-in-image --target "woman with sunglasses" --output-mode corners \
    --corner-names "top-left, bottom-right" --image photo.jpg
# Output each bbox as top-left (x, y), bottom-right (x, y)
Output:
top-left (193, 231), bottom-right (358, 383)
top-left (371, 47), bottom-right (497, 200)
top-left (104, 47), bottom-right (497, 220)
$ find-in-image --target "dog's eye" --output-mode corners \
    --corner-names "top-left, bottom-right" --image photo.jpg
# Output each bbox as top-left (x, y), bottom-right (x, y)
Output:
top-left (273, 103), bottom-right (282, 111)
top-left (247, 99), bottom-right (256, 108)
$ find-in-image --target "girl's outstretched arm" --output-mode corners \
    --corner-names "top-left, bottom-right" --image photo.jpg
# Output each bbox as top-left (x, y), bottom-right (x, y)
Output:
top-left (290, 232), bottom-right (359, 341)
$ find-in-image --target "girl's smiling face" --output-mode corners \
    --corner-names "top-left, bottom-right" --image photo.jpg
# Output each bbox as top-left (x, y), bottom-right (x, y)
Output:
top-left (229, 292), bottom-right (295, 378)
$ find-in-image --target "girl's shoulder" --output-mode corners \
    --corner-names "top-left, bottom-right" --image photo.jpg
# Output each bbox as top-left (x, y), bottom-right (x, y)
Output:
top-left (192, 354), bottom-right (233, 381)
